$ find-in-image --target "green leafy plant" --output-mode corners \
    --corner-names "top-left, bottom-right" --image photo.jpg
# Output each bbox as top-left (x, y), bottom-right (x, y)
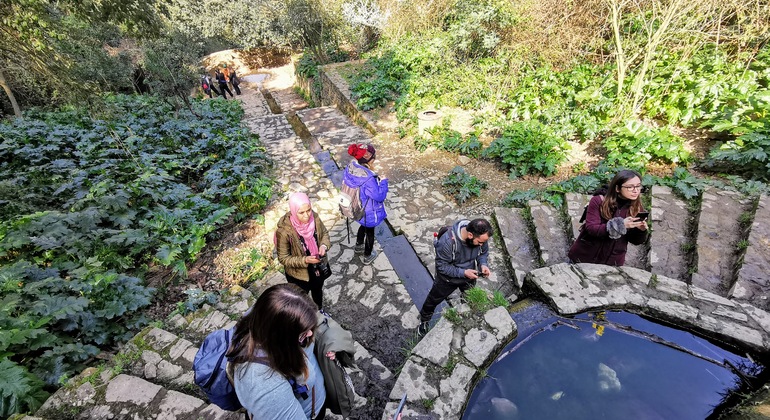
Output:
top-left (175, 289), bottom-right (219, 315)
top-left (702, 123), bottom-right (770, 181)
top-left (442, 166), bottom-right (488, 204)
top-left (483, 120), bottom-right (570, 179)
top-left (0, 94), bottom-right (271, 417)
top-left (602, 120), bottom-right (691, 170)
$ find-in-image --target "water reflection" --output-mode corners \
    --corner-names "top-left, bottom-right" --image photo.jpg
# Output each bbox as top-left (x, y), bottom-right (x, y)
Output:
top-left (464, 308), bottom-right (762, 420)
top-left (241, 74), bottom-right (268, 84)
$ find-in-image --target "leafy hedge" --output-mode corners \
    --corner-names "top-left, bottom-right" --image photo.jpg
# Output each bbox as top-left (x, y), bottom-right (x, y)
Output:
top-left (0, 94), bottom-right (273, 416)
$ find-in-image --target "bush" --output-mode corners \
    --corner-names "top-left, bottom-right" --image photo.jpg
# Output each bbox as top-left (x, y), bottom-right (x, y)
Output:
top-left (442, 166), bottom-right (488, 204)
top-left (602, 120), bottom-right (690, 170)
top-left (702, 117), bottom-right (770, 181)
top-left (483, 120), bottom-right (570, 179)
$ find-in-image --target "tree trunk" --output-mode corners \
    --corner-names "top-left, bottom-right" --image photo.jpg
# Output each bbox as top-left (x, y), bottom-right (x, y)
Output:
top-left (0, 69), bottom-right (22, 117)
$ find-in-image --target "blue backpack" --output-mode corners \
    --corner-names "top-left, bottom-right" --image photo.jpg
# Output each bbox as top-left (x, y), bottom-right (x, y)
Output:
top-left (193, 327), bottom-right (311, 412)
top-left (193, 327), bottom-right (242, 411)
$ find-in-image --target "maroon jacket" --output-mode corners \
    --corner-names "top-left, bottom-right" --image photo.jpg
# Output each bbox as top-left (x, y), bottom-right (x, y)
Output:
top-left (567, 195), bottom-right (648, 266)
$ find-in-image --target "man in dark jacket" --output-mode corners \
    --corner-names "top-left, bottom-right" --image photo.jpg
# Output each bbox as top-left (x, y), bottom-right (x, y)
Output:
top-left (418, 218), bottom-right (493, 336)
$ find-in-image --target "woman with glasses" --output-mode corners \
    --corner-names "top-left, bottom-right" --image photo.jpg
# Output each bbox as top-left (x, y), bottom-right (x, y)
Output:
top-left (226, 283), bottom-right (329, 419)
top-left (568, 169), bottom-right (649, 266)
top-left (276, 192), bottom-right (331, 312)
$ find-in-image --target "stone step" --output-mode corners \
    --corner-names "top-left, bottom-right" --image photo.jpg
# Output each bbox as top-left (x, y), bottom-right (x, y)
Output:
top-left (494, 206), bottom-right (539, 289)
top-left (528, 200), bottom-right (570, 265)
top-left (649, 185), bottom-right (692, 281)
top-left (36, 371), bottom-right (242, 420)
top-left (236, 86), bottom-right (272, 118)
top-left (731, 194), bottom-right (770, 311)
top-left (565, 192), bottom-right (591, 241)
top-left (692, 187), bottom-right (753, 296)
top-left (266, 87), bottom-right (309, 113)
top-left (296, 106), bottom-right (372, 166)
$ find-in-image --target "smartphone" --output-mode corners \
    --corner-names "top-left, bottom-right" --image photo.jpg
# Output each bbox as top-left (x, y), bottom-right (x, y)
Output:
top-left (636, 212), bottom-right (649, 221)
top-left (393, 392), bottom-right (407, 420)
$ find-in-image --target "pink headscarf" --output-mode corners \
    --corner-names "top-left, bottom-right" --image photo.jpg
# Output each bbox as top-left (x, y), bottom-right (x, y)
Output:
top-left (289, 193), bottom-right (319, 256)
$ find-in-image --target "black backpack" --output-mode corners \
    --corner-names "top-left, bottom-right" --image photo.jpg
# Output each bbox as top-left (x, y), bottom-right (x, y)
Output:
top-left (433, 225), bottom-right (458, 262)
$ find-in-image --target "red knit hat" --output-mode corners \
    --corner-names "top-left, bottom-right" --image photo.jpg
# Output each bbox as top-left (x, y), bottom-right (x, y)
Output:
top-left (347, 143), bottom-right (376, 164)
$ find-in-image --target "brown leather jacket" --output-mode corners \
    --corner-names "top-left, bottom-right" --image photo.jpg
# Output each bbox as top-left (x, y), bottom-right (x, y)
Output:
top-left (275, 211), bottom-right (331, 281)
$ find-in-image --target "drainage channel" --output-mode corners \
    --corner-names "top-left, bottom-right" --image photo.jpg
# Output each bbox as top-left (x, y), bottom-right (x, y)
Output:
top-left (287, 107), bottom-right (446, 323)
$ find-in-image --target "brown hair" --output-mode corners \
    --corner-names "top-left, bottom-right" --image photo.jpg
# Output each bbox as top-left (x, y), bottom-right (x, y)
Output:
top-left (226, 284), bottom-right (318, 380)
top-left (600, 169), bottom-right (643, 220)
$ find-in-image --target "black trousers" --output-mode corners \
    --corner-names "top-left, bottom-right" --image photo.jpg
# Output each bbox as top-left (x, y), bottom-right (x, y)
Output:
top-left (232, 82), bottom-right (241, 95)
top-left (286, 273), bottom-right (324, 309)
top-left (419, 274), bottom-right (476, 323)
top-left (218, 82), bottom-right (233, 98)
top-left (356, 225), bottom-right (375, 256)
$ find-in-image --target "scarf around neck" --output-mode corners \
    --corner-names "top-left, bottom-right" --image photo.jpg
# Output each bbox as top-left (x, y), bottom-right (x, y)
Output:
top-left (289, 193), bottom-right (319, 256)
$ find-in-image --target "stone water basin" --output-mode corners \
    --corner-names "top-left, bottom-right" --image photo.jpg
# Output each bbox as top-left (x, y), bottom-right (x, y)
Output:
top-left (464, 304), bottom-right (764, 420)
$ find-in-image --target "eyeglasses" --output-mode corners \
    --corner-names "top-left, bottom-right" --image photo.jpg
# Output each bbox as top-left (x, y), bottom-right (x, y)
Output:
top-left (621, 184), bottom-right (643, 191)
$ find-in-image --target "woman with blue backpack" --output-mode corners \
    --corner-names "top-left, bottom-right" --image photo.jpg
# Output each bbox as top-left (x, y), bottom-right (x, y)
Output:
top-left (226, 284), bottom-right (330, 419)
top-left (342, 143), bottom-right (389, 265)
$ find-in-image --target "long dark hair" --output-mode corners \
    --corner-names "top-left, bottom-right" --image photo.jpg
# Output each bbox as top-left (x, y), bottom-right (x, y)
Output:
top-left (226, 284), bottom-right (318, 380)
top-left (601, 169), bottom-right (643, 220)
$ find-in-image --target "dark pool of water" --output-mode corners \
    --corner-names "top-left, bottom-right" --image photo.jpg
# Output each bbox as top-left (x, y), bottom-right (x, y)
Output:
top-left (464, 306), bottom-right (762, 420)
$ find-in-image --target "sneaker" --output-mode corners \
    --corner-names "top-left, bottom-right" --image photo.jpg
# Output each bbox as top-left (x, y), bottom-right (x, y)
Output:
top-left (354, 243), bottom-right (365, 254)
top-left (417, 321), bottom-right (430, 337)
top-left (361, 250), bottom-right (378, 265)
top-left (319, 308), bottom-right (331, 317)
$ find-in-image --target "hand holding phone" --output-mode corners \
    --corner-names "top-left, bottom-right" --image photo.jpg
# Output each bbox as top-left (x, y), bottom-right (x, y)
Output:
top-left (636, 212), bottom-right (649, 222)
top-left (393, 392), bottom-right (407, 420)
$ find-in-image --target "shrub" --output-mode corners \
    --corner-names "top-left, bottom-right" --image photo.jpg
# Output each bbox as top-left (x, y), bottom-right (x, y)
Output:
top-left (483, 120), bottom-right (570, 179)
top-left (702, 120), bottom-right (770, 181)
top-left (442, 166), bottom-right (488, 204)
top-left (602, 120), bottom-right (690, 170)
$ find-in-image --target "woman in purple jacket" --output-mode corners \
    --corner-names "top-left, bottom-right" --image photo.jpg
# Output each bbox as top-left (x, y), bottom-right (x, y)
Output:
top-left (568, 169), bottom-right (649, 266)
top-left (342, 143), bottom-right (389, 265)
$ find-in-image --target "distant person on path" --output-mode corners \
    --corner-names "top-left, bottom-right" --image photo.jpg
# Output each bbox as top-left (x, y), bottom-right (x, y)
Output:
top-left (215, 69), bottom-right (232, 99)
top-left (342, 143), bottom-right (389, 265)
top-left (229, 67), bottom-right (242, 95)
top-left (418, 218), bottom-right (493, 336)
top-left (567, 169), bottom-right (648, 266)
top-left (276, 192), bottom-right (331, 311)
top-left (200, 73), bottom-right (215, 98)
top-left (226, 284), bottom-right (330, 419)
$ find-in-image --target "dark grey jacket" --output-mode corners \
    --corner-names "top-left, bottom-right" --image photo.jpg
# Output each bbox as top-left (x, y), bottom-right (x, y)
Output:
top-left (435, 219), bottom-right (489, 281)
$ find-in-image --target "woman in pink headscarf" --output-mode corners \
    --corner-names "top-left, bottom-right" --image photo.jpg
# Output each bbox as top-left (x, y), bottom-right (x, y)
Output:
top-left (275, 193), bottom-right (331, 310)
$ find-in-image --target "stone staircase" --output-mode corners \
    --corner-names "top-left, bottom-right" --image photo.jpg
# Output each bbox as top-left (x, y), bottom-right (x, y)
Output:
top-left (500, 185), bottom-right (770, 311)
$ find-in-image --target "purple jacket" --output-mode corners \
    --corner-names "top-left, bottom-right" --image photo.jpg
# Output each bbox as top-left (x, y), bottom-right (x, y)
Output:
top-left (342, 161), bottom-right (388, 228)
top-left (567, 195), bottom-right (648, 266)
